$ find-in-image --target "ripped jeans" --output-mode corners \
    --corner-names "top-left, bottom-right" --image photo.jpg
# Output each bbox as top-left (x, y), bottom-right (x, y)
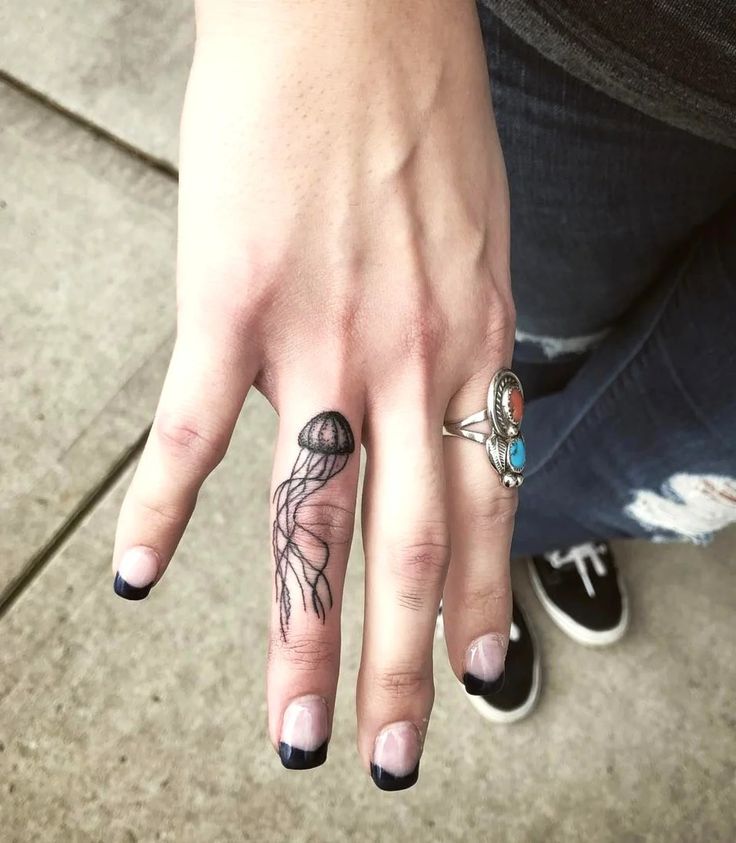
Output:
top-left (477, 8), bottom-right (736, 555)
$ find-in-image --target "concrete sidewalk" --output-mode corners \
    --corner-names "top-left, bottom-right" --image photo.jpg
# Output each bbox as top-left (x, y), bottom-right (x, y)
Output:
top-left (1, 3), bottom-right (734, 841)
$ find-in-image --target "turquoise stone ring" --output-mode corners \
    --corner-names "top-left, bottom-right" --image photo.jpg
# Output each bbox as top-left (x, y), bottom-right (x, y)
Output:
top-left (444, 368), bottom-right (527, 488)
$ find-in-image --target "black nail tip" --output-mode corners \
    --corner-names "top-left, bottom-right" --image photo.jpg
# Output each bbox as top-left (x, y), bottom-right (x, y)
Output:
top-left (278, 741), bottom-right (328, 770)
top-left (113, 572), bottom-right (152, 601)
top-left (463, 671), bottom-right (505, 696)
top-left (370, 762), bottom-right (420, 792)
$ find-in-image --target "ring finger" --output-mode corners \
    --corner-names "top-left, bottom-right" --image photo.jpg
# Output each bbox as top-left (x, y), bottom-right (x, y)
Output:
top-left (442, 366), bottom-right (522, 697)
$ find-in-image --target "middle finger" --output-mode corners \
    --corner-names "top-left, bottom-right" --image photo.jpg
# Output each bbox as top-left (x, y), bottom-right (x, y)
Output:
top-left (358, 385), bottom-right (450, 791)
top-left (266, 371), bottom-right (362, 771)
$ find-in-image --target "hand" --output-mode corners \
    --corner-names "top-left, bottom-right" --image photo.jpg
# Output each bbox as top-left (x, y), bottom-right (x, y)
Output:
top-left (112, 0), bottom-right (517, 788)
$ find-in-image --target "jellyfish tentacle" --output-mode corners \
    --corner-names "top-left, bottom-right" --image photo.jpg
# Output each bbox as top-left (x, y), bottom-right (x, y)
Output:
top-left (272, 450), bottom-right (325, 606)
top-left (288, 538), bottom-right (331, 621)
top-left (285, 453), bottom-right (347, 623)
top-left (277, 455), bottom-right (338, 622)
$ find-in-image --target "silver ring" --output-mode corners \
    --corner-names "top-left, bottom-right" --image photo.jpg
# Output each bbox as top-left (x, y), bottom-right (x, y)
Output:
top-left (444, 368), bottom-right (526, 488)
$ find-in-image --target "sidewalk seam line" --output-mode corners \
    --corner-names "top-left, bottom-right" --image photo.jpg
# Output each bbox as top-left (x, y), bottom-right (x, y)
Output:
top-left (0, 428), bottom-right (149, 620)
top-left (0, 69), bottom-right (178, 181)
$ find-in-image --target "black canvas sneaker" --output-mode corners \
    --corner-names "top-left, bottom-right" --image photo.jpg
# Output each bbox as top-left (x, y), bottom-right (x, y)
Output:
top-left (529, 541), bottom-right (629, 646)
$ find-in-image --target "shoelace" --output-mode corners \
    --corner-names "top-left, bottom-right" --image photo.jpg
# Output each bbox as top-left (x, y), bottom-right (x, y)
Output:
top-left (544, 542), bottom-right (608, 598)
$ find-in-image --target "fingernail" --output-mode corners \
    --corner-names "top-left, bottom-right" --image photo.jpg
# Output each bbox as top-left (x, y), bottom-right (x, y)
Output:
top-left (113, 546), bottom-right (160, 601)
top-left (463, 633), bottom-right (507, 695)
top-left (278, 695), bottom-right (329, 770)
top-left (370, 721), bottom-right (421, 791)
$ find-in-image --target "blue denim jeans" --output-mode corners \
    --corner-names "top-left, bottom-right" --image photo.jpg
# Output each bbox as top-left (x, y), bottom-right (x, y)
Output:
top-left (477, 7), bottom-right (736, 555)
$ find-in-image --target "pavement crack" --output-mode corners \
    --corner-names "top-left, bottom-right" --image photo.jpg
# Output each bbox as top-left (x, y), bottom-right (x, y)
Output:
top-left (0, 429), bottom-right (148, 620)
top-left (0, 69), bottom-right (178, 182)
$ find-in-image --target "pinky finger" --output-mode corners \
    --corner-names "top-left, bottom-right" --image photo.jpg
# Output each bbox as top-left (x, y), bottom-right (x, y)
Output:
top-left (112, 329), bottom-right (256, 598)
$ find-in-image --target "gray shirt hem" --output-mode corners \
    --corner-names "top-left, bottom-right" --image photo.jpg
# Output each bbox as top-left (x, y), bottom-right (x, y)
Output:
top-left (482, 0), bottom-right (736, 149)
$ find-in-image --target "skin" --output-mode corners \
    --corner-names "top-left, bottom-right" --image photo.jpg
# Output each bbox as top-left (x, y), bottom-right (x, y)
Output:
top-left (112, 0), bottom-right (517, 781)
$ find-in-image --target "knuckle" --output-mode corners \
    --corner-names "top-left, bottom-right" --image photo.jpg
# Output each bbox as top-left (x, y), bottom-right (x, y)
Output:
top-left (179, 249), bottom-right (275, 325)
top-left (401, 304), bottom-right (449, 368)
top-left (208, 296), bottom-right (259, 335)
top-left (296, 499), bottom-right (355, 552)
top-left (371, 665), bottom-right (433, 701)
top-left (488, 276), bottom-right (515, 323)
top-left (332, 296), bottom-right (365, 348)
top-left (155, 413), bottom-right (229, 472)
top-left (396, 588), bottom-right (427, 613)
top-left (391, 534), bottom-right (451, 590)
top-left (488, 491), bottom-right (519, 525)
top-left (460, 579), bottom-right (512, 616)
top-left (470, 492), bottom-right (518, 535)
top-left (480, 287), bottom-right (516, 359)
top-left (269, 631), bottom-right (339, 672)
top-left (503, 292), bottom-right (517, 331)
top-left (133, 492), bottom-right (187, 527)
top-left (388, 533), bottom-right (451, 612)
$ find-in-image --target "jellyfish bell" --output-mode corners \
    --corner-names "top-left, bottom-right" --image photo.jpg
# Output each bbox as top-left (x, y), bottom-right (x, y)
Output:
top-left (298, 410), bottom-right (355, 455)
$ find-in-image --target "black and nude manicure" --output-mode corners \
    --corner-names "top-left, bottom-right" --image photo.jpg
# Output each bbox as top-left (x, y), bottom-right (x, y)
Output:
top-left (113, 546), bottom-right (159, 601)
top-left (278, 695), bottom-right (330, 770)
top-left (463, 633), bottom-right (507, 695)
top-left (370, 721), bottom-right (421, 791)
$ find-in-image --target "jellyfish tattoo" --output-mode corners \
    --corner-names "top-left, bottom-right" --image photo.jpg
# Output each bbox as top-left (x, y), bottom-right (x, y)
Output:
top-left (272, 411), bottom-right (355, 640)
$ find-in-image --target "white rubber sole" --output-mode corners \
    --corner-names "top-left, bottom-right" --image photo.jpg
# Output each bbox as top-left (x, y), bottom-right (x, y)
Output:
top-left (528, 559), bottom-right (630, 647)
top-left (465, 651), bottom-right (541, 724)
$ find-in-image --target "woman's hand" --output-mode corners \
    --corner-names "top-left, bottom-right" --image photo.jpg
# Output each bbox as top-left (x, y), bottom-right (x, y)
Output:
top-left (113, 0), bottom-right (517, 788)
